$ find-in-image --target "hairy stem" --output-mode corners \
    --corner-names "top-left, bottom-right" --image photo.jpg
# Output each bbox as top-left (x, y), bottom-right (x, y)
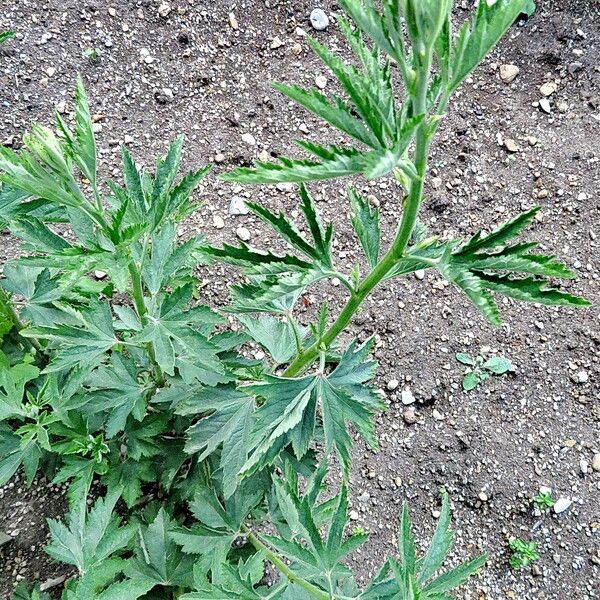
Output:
top-left (284, 53), bottom-right (434, 378)
top-left (244, 528), bottom-right (332, 600)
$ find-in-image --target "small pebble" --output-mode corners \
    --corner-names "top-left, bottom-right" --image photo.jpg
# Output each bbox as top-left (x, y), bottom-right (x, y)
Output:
top-left (315, 75), bottom-right (327, 90)
top-left (553, 497), bottom-right (572, 514)
top-left (403, 409), bottom-right (417, 425)
top-left (212, 215), bottom-right (225, 229)
top-left (401, 389), bottom-right (415, 405)
top-left (414, 269), bottom-right (425, 280)
top-left (236, 226), bottom-right (251, 241)
top-left (592, 453), bottom-right (600, 472)
top-left (499, 64), bottom-right (520, 83)
top-left (309, 8), bottom-right (329, 31)
top-left (241, 133), bottom-right (256, 146)
top-left (539, 81), bottom-right (557, 96)
top-left (229, 196), bottom-right (250, 216)
top-left (386, 379), bottom-right (399, 391)
top-left (158, 2), bottom-right (171, 18)
top-left (539, 98), bottom-right (552, 113)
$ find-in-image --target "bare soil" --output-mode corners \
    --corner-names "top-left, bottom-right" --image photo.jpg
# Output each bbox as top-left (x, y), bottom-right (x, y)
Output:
top-left (0, 0), bottom-right (599, 598)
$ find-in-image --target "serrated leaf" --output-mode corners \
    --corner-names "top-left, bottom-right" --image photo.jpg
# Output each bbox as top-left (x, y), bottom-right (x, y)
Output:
top-left (183, 385), bottom-right (255, 499)
top-left (125, 508), bottom-right (195, 588)
top-left (46, 486), bottom-right (135, 573)
top-left (349, 187), bottom-right (380, 268)
top-left (236, 315), bottom-right (307, 365)
top-left (55, 76), bottom-right (97, 185)
top-left (450, 0), bottom-right (527, 93)
top-left (0, 31), bottom-right (16, 45)
top-left (241, 338), bottom-right (384, 477)
top-left (437, 209), bottom-right (590, 325)
top-left (417, 490), bottom-right (453, 583)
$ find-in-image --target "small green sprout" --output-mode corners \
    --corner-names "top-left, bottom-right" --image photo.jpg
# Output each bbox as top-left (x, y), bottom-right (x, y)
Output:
top-left (456, 353), bottom-right (514, 391)
top-left (509, 538), bottom-right (539, 569)
top-left (534, 490), bottom-right (554, 510)
top-left (83, 47), bottom-right (102, 61)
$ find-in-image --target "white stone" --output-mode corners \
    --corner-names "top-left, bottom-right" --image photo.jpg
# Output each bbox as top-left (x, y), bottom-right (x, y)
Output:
top-left (401, 389), bottom-right (415, 405)
top-left (229, 196), bottom-right (250, 216)
top-left (310, 8), bottom-right (329, 31)
top-left (242, 133), bottom-right (256, 146)
top-left (315, 75), bottom-right (327, 90)
top-left (540, 81), bottom-right (557, 96)
top-left (158, 2), bottom-right (171, 18)
top-left (539, 98), bottom-right (552, 113)
top-left (236, 226), bottom-right (251, 241)
top-left (553, 497), bottom-right (572, 514)
top-left (414, 269), bottom-right (425, 280)
top-left (212, 215), bottom-right (225, 229)
top-left (387, 379), bottom-right (399, 391)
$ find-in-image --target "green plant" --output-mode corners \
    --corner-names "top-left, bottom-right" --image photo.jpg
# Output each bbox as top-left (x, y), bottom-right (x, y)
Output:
top-left (83, 47), bottom-right (102, 61)
top-left (456, 353), bottom-right (513, 391)
top-left (0, 0), bottom-right (589, 598)
top-left (508, 538), bottom-right (539, 569)
top-left (0, 31), bottom-right (15, 45)
top-left (533, 490), bottom-right (554, 510)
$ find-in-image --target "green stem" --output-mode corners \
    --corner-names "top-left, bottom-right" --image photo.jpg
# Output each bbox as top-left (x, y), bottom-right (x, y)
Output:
top-left (128, 261), bottom-right (165, 385)
top-left (244, 528), bottom-right (332, 600)
top-left (284, 53), bottom-right (434, 378)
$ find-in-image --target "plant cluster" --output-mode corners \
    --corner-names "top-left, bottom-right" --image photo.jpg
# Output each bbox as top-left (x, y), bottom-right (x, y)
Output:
top-left (508, 538), bottom-right (540, 570)
top-left (456, 353), bottom-right (514, 391)
top-left (0, 1), bottom-right (589, 598)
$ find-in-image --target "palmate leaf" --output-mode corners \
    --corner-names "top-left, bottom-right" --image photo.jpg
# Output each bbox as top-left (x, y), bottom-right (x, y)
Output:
top-left (207, 186), bottom-right (338, 312)
top-left (0, 351), bottom-right (40, 421)
top-left (85, 354), bottom-right (148, 438)
top-left (46, 486), bottom-right (135, 574)
top-left (130, 283), bottom-right (226, 380)
top-left (21, 299), bottom-right (121, 372)
top-left (125, 509), bottom-right (195, 588)
top-left (363, 492), bottom-right (486, 599)
top-left (264, 472), bottom-right (367, 593)
top-left (236, 315), bottom-right (309, 365)
top-left (183, 560), bottom-right (285, 600)
top-left (182, 385), bottom-right (255, 499)
top-left (11, 582), bottom-right (51, 600)
top-left (241, 338), bottom-right (385, 478)
top-left (60, 557), bottom-right (155, 600)
top-left (118, 137), bottom-right (210, 232)
top-left (437, 207), bottom-right (591, 326)
top-left (102, 457), bottom-right (155, 508)
top-left (1, 264), bottom-right (64, 326)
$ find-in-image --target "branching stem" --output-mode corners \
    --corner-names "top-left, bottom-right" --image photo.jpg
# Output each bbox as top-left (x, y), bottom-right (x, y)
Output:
top-left (284, 52), bottom-right (435, 378)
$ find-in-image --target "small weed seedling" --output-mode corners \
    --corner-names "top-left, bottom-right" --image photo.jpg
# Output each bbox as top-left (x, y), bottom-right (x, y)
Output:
top-left (83, 47), bottom-right (102, 61)
top-left (534, 490), bottom-right (555, 510)
top-left (457, 353), bottom-right (514, 391)
top-left (509, 538), bottom-right (540, 569)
